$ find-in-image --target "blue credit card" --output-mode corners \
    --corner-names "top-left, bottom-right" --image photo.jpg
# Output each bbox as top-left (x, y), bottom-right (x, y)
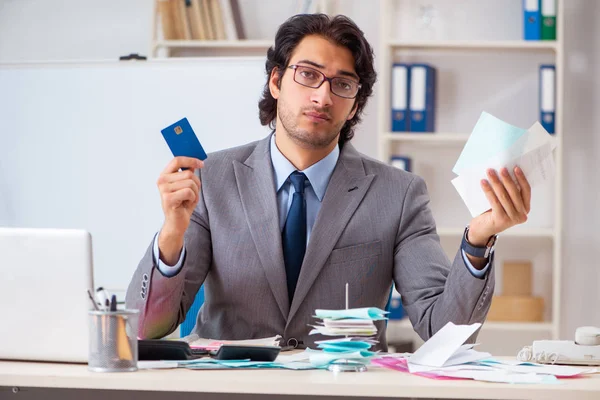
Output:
top-left (161, 117), bottom-right (208, 161)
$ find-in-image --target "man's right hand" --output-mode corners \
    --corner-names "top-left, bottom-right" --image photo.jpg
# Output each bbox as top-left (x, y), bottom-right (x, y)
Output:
top-left (156, 157), bottom-right (204, 265)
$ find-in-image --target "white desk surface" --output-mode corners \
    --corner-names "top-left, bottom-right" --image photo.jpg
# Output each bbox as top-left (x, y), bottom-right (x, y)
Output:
top-left (1, 359), bottom-right (599, 400)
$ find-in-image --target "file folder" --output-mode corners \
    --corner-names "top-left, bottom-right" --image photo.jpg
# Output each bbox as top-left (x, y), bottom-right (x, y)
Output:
top-left (541, 0), bottom-right (556, 40)
top-left (390, 156), bottom-right (412, 172)
top-left (391, 63), bottom-right (410, 132)
top-left (523, 0), bottom-right (541, 40)
top-left (539, 64), bottom-right (555, 134)
top-left (408, 64), bottom-right (436, 133)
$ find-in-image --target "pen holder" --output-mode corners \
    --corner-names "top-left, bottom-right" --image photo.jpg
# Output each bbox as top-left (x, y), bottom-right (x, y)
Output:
top-left (88, 309), bottom-right (139, 372)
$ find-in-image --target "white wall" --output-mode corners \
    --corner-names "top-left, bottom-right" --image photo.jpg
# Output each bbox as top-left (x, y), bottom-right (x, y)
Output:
top-left (0, 0), bottom-right (154, 62)
top-left (561, 0), bottom-right (600, 336)
top-left (1, 0), bottom-right (598, 336)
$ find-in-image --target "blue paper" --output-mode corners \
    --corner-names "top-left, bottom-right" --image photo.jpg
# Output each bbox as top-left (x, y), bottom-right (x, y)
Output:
top-left (314, 307), bottom-right (389, 321)
top-left (452, 112), bottom-right (526, 175)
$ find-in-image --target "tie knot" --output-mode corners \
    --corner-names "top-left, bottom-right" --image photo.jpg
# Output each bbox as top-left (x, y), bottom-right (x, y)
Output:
top-left (289, 171), bottom-right (307, 193)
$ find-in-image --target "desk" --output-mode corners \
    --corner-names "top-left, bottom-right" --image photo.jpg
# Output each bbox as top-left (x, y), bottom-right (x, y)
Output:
top-left (1, 360), bottom-right (599, 400)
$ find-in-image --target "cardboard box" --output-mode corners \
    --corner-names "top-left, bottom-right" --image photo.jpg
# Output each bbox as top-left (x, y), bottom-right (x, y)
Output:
top-left (487, 295), bottom-right (544, 322)
top-left (502, 261), bottom-right (532, 296)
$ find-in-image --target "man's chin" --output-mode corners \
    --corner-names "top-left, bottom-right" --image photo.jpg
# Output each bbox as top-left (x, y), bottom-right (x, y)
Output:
top-left (289, 129), bottom-right (338, 149)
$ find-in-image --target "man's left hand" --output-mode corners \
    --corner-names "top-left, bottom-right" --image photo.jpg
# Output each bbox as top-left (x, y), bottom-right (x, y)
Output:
top-left (467, 166), bottom-right (532, 246)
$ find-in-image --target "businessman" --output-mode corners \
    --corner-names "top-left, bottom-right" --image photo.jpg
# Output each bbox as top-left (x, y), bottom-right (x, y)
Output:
top-left (126, 14), bottom-right (531, 350)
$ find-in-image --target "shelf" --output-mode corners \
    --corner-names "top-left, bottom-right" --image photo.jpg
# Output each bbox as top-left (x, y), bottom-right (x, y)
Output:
top-left (154, 40), bottom-right (273, 49)
top-left (383, 132), bottom-right (469, 144)
top-left (436, 227), bottom-right (555, 239)
top-left (389, 318), bottom-right (553, 332)
top-left (387, 40), bottom-right (558, 51)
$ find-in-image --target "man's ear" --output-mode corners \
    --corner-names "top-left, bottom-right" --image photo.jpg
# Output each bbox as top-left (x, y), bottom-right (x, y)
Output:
top-left (269, 67), bottom-right (280, 99)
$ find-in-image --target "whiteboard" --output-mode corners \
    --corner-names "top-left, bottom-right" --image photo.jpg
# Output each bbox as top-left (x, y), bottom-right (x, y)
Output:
top-left (0, 58), bottom-right (272, 291)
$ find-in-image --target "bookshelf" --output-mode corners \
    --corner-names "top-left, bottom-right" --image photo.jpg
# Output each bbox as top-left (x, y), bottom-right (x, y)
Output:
top-left (388, 40), bottom-right (559, 51)
top-left (379, 0), bottom-right (564, 356)
top-left (150, 0), bottom-right (329, 57)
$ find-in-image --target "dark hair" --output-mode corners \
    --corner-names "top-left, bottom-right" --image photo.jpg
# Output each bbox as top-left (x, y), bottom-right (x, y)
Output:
top-left (258, 14), bottom-right (377, 147)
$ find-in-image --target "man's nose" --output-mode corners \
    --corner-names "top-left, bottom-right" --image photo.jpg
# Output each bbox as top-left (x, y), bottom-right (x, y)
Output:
top-left (311, 80), bottom-right (333, 107)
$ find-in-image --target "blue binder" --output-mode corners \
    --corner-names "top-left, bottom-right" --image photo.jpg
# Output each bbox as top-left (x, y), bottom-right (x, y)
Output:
top-left (390, 156), bottom-right (412, 172)
top-left (523, 0), bottom-right (541, 40)
top-left (539, 64), bottom-right (555, 134)
top-left (408, 64), bottom-right (436, 133)
top-left (391, 63), bottom-right (410, 132)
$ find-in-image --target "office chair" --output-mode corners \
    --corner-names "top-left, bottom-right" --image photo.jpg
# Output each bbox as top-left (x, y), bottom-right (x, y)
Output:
top-left (180, 285), bottom-right (205, 337)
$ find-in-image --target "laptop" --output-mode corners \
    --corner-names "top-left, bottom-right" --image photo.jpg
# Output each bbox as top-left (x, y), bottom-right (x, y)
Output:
top-left (0, 227), bottom-right (94, 363)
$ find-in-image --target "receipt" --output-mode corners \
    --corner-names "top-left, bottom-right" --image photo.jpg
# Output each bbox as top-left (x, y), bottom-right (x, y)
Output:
top-left (452, 114), bottom-right (556, 217)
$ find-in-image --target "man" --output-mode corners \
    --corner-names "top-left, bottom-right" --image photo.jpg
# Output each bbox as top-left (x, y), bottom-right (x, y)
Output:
top-left (126, 14), bottom-right (531, 350)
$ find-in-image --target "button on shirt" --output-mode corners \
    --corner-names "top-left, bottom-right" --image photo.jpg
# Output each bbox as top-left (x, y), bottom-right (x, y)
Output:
top-left (153, 135), bottom-right (490, 277)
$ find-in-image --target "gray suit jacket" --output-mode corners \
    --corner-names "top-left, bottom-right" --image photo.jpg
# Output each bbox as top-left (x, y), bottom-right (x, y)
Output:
top-left (126, 135), bottom-right (495, 350)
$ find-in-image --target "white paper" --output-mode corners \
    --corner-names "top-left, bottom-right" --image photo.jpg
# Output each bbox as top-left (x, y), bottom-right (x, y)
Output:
top-left (275, 349), bottom-right (312, 363)
top-left (441, 370), bottom-right (559, 384)
top-left (452, 113), bottom-right (557, 217)
top-left (183, 334), bottom-right (282, 348)
top-left (481, 361), bottom-right (598, 377)
top-left (137, 361), bottom-right (179, 369)
top-left (408, 322), bottom-right (482, 369)
top-left (314, 307), bottom-right (388, 320)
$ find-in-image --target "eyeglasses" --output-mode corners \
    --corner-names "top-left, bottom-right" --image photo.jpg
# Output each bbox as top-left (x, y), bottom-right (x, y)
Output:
top-left (287, 65), bottom-right (361, 99)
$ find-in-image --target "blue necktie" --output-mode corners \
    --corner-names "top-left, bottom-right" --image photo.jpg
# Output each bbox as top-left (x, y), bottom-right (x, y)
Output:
top-left (282, 171), bottom-right (307, 303)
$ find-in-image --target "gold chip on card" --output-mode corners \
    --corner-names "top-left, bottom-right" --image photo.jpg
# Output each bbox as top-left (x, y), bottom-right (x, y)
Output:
top-left (174, 126), bottom-right (183, 135)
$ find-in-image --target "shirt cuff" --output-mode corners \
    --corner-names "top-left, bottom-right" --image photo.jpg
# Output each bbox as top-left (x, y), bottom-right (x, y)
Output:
top-left (153, 231), bottom-right (186, 277)
top-left (461, 249), bottom-right (491, 279)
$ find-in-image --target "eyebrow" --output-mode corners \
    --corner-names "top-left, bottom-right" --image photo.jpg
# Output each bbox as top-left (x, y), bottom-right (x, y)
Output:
top-left (295, 59), bottom-right (360, 81)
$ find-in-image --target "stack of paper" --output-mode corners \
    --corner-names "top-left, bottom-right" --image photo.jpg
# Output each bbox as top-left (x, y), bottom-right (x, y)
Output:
top-left (309, 307), bottom-right (388, 337)
top-left (182, 334), bottom-right (282, 351)
top-left (139, 349), bottom-right (323, 371)
top-left (451, 112), bottom-right (556, 217)
top-left (308, 307), bottom-right (388, 367)
top-left (407, 322), bottom-right (490, 371)
top-left (372, 321), bottom-right (598, 384)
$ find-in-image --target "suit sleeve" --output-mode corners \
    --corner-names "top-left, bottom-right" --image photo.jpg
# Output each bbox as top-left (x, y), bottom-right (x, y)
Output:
top-left (125, 176), bottom-right (212, 339)
top-left (392, 175), bottom-right (495, 341)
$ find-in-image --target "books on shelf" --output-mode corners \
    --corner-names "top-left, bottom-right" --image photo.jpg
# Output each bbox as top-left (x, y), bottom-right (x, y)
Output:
top-left (391, 63), bottom-right (409, 132)
top-left (539, 64), bottom-right (556, 134)
top-left (158, 0), bottom-right (244, 41)
top-left (522, 0), bottom-right (556, 41)
top-left (391, 63), bottom-right (437, 133)
top-left (540, 0), bottom-right (557, 40)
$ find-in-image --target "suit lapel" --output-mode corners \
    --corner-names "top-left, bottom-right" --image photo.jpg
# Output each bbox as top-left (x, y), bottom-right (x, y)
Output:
top-left (233, 136), bottom-right (289, 319)
top-left (287, 143), bottom-right (375, 323)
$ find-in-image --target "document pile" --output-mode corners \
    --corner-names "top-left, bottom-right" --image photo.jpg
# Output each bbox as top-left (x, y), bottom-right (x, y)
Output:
top-left (308, 307), bottom-right (388, 366)
top-left (451, 112), bottom-right (556, 217)
top-left (183, 334), bottom-right (282, 351)
top-left (373, 322), bottom-right (598, 384)
top-left (139, 352), bottom-right (321, 371)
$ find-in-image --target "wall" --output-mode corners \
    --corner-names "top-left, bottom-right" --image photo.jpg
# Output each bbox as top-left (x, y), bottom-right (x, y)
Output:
top-left (0, 0), bottom-right (598, 336)
top-left (561, 0), bottom-right (600, 335)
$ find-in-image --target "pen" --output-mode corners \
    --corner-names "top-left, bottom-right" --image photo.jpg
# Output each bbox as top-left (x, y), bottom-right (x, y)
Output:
top-left (110, 294), bottom-right (117, 312)
top-left (96, 287), bottom-right (110, 311)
